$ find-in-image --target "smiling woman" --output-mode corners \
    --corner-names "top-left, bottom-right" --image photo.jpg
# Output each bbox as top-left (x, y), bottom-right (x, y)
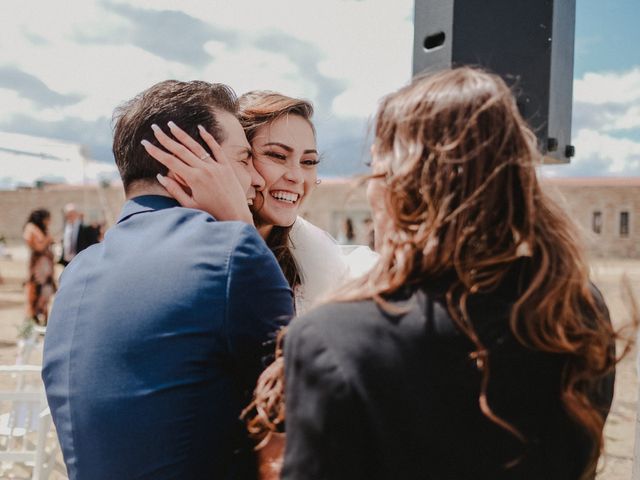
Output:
top-left (238, 91), bottom-right (348, 312)
top-left (234, 91), bottom-right (378, 480)
top-left (240, 93), bottom-right (319, 232)
top-left (239, 91), bottom-right (380, 315)
top-left (251, 115), bottom-right (319, 230)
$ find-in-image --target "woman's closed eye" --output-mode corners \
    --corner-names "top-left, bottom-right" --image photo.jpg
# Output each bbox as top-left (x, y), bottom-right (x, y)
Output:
top-left (301, 158), bottom-right (320, 167)
top-left (264, 151), bottom-right (287, 162)
top-left (233, 147), bottom-right (253, 167)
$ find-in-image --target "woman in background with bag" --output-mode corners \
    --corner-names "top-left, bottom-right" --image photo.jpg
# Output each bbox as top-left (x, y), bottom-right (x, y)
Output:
top-left (23, 208), bottom-right (56, 325)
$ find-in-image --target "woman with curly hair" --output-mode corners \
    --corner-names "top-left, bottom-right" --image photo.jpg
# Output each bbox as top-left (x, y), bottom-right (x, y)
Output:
top-left (281, 67), bottom-right (630, 480)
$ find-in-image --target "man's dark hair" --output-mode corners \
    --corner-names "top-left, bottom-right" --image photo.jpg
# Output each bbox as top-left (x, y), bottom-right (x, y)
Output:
top-left (112, 80), bottom-right (237, 191)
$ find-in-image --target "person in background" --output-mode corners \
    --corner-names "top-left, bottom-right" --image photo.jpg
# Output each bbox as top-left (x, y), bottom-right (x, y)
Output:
top-left (336, 217), bottom-right (355, 245)
top-left (23, 208), bottom-right (56, 325)
top-left (362, 217), bottom-right (375, 251)
top-left (0, 236), bottom-right (4, 284)
top-left (59, 203), bottom-right (101, 267)
top-left (281, 67), bottom-right (626, 480)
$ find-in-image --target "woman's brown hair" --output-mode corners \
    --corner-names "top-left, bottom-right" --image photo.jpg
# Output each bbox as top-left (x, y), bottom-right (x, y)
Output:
top-left (25, 209), bottom-right (51, 235)
top-left (336, 67), bottom-right (631, 477)
top-left (238, 91), bottom-right (315, 289)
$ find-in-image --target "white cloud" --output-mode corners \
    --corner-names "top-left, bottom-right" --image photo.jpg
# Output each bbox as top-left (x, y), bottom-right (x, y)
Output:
top-left (604, 104), bottom-right (640, 131)
top-left (0, 130), bottom-right (118, 189)
top-left (0, 88), bottom-right (33, 121)
top-left (1, 0), bottom-right (638, 181)
top-left (201, 41), bottom-right (311, 100)
top-left (0, 0), bottom-right (415, 117)
top-left (573, 129), bottom-right (640, 173)
top-left (574, 68), bottom-right (640, 105)
top-left (551, 68), bottom-right (640, 176)
top-left (1, 0), bottom-right (412, 126)
top-left (108, 0), bottom-right (415, 118)
top-left (542, 129), bottom-right (640, 177)
top-left (54, 45), bottom-right (196, 121)
top-left (0, 156), bottom-right (117, 189)
top-left (1, 1), bottom-right (201, 125)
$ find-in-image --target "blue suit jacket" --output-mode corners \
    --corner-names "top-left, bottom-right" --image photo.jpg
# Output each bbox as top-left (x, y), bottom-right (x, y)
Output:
top-left (43, 196), bottom-right (293, 480)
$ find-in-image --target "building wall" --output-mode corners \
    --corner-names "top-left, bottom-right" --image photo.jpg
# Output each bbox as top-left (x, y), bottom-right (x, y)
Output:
top-left (299, 179), bottom-right (371, 244)
top-left (302, 177), bottom-right (640, 259)
top-left (0, 185), bottom-right (124, 241)
top-left (542, 180), bottom-right (640, 258)
top-left (0, 178), bottom-right (638, 258)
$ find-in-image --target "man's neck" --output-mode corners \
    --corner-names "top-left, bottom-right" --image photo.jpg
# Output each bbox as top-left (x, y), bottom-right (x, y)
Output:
top-left (125, 182), bottom-right (173, 200)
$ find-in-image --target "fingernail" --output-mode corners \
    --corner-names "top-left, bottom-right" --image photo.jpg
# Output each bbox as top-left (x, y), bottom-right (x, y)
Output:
top-left (151, 124), bottom-right (160, 131)
top-left (141, 139), bottom-right (151, 147)
top-left (197, 125), bottom-right (205, 133)
top-left (156, 174), bottom-right (166, 184)
top-left (168, 121), bottom-right (176, 129)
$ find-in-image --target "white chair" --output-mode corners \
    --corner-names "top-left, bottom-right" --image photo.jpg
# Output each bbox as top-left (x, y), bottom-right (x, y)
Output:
top-left (0, 365), bottom-right (60, 479)
top-left (16, 326), bottom-right (46, 367)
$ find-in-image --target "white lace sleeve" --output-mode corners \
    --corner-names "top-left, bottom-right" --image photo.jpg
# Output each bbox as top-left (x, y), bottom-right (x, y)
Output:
top-left (289, 217), bottom-right (378, 314)
top-left (339, 245), bottom-right (379, 278)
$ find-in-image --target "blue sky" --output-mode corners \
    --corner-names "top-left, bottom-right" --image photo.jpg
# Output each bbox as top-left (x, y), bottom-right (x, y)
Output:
top-left (541, 0), bottom-right (640, 176)
top-left (0, 0), bottom-right (638, 188)
top-left (574, 0), bottom-right (639, 77)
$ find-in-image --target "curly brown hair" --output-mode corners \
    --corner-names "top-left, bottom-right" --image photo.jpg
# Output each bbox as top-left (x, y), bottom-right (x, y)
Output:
top-left (336, 67), bottom-right (632, 478)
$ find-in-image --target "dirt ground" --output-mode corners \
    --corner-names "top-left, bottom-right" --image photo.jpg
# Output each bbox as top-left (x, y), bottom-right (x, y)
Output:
top-left (0, 245), bottom-right (637, 479)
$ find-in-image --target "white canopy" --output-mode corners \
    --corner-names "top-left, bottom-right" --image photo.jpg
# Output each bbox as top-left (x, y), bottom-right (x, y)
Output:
top-left (0, 131), bottom-right (118, 189)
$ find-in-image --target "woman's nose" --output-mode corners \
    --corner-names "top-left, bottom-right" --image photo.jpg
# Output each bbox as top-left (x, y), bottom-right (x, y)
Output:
top-left (284, 164), bottom-right (304, 183)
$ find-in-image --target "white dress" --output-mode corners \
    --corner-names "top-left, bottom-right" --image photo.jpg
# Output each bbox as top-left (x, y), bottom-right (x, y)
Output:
top-left (288, 216), bottom-right (378, 314)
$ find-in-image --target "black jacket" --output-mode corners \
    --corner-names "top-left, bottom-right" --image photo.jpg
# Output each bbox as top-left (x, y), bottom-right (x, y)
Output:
top-left (282, 281), bottom-right (614, 480)
top-left (58, 223), bottom-right (100, 266)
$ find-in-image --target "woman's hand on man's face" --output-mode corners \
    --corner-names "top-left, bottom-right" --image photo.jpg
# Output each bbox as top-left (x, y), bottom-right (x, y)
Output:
top-left (141, 122), bottom-right (254, 225)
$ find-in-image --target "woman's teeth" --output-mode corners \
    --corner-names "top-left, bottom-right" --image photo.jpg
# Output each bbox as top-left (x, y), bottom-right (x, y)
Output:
top-left (270, 191), bottom-right (299, 204)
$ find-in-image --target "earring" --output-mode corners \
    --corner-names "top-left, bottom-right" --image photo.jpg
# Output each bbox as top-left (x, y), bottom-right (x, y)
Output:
top-left (315, 179), bottom-right (322, 185)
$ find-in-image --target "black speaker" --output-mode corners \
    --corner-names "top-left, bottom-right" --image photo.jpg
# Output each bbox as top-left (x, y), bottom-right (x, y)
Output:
top-left (413, 0), bottom-right (576, 163)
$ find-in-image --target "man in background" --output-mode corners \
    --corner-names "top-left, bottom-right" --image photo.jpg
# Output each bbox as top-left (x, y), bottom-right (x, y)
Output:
top-left (59, 203), bottom-right (100, 266)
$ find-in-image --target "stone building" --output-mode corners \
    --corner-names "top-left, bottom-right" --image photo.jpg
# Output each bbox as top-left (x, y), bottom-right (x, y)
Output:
top-left (0, 176), bottom-right (638, 258)
top-left (542, 177), bottom-right (640, 258)
top-left (302, 176), bottom-right (640, 259)
top-left (0, 185), bottom-right (124, 242)
top-left (0, 129), bottom-right (120, 241)
top-left (300, 178), bottom-right (372, 246)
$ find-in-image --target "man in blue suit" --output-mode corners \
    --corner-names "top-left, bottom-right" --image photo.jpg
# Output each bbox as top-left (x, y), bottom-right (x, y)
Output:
top-left (42, 80), bottom-right (294, 480)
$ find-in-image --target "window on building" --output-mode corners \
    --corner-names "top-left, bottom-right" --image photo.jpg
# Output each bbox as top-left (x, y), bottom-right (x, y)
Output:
top-left (592, 211), bottom-right (602, 234)
top-left (620, 211), bottom-right (629, 237)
